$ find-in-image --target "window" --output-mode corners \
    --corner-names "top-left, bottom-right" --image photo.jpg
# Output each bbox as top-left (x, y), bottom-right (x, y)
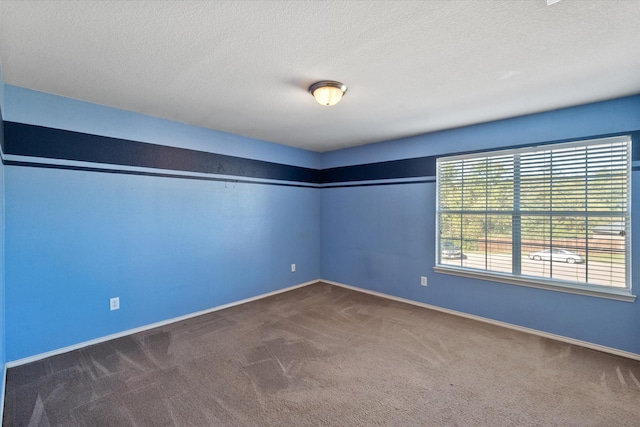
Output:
top-left (435, 136), bottom-right (632, 301)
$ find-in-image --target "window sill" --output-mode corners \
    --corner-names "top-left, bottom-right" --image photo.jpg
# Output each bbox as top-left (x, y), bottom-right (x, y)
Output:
top-left (432, 266), bottom-right (636, 302)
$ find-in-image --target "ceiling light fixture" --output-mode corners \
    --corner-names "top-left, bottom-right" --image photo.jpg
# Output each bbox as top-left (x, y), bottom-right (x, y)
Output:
top-left (308, 81), bottom-right (347, 106)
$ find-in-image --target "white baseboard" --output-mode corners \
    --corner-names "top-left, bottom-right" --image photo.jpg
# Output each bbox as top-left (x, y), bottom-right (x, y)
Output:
top-left (5, 279), bottom-right (319, 368)
top-left (7, 277), bottom-right (639, 369)
top-left (322, 280), bottom-right (640, 362)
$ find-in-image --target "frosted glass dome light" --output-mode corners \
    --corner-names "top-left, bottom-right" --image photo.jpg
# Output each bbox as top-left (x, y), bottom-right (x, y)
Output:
top-left (309, 81), bottom-right (347, 106)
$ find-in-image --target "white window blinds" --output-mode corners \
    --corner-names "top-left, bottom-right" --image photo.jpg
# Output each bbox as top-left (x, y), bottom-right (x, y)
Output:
top-left (436, 136), bottom-right (631, 294)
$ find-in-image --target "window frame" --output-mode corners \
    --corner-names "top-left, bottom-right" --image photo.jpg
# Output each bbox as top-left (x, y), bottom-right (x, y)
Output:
top-left (434, 135), bottom-right (634, 302)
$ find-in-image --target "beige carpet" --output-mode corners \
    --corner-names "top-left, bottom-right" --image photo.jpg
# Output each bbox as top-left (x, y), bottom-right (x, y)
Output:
top-left (4, 282), bottom-right (640, 426)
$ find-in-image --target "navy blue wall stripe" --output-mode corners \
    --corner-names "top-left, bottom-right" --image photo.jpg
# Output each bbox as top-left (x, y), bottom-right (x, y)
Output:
top-left (3, 121), bottom-right (321, 184)
top-left (321, 157), bottom-right (436, 184)
top-left (2, 122), bottom-right (637, 185)
top-left (320, 132), bottom-right (638, 184)
top-left (321, 179), bottom-right (435, 189)
top-left (3, 160), bottom-right (318, 188)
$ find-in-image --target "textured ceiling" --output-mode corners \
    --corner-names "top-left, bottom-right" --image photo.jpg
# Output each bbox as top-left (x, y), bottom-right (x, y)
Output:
top-left (0, 0), bottom-right (639, 152)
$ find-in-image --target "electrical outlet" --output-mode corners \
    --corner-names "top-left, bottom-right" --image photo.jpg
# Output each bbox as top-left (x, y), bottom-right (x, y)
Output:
top-left (421, 276), bottom-right (427, 287)
top-left (110, 297), bottom-right (120, 311)
top-left (291, 263), bottom-right (296, 272)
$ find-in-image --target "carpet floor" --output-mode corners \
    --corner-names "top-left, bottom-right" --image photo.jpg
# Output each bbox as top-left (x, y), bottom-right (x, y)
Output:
top-left (3, 282), bottom-right (640, 426)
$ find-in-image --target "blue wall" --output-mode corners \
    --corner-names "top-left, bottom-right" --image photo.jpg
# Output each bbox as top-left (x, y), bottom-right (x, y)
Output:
top-left (4, 86), bottom-right (320, 169)
top-left (0, 115), bottom-right (4, 369)
top-left (2, 84), bottom-right (639, 362)
top-left (0, 121), bottom-right (4, 407)
top-left (3, 88), bottom-right (321, 361)
top-left (321, 95), bottom-right (640, 355)
top-left (0, 62), bottom-right (6, 400)
top-left (321, 96), bottom-right (640, 169)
